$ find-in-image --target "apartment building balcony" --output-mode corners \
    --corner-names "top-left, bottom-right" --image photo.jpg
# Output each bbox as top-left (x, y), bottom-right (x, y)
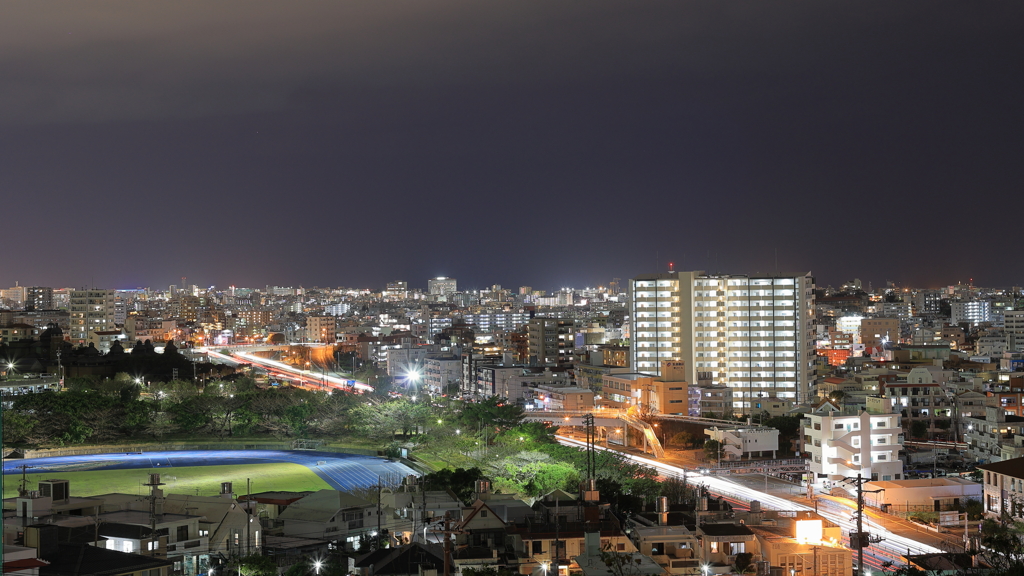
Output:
top-left (633, 296), bottom-right (680, 303)
top-left (871, 439), bottom-right (901, 450)
top-left (829, 435), bottom-right (857, 453)
top-left (827, 457), bottom-right (861, 471)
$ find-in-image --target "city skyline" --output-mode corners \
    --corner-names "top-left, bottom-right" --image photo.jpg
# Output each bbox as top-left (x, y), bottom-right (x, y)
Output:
top-left (0, 269), bottom-right (1015, 295)
top-left (2, 2), bottom-right (1022, 291)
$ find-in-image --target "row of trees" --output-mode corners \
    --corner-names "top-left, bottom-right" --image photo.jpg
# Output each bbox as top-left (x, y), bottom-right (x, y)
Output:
top-left (1, 372), bottom-right (547, 450)
top-left (3, 373), bottom-right (411, 446)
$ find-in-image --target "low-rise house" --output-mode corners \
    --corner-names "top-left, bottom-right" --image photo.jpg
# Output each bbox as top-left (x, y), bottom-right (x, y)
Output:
top-left (880, 376), bottom-right (954, 438)
top-left (861, 478), bottom-right (982, 513)
top-left (955, 391), bottom-right (989, 423)
top-left (262, 535), bottom-right (331, 571)
top-left (277, 490), bottom-right (377, 551)
top-left (238, 491), bottom-right (314, 525)
top-left (704, 426), bottom-right (779, 460)
top-left (687, 384), bottom-right (731, 418)
top-left (630, 523), bottom-right (699, 575)
top-left (380, 488), bottom-right (462, 545)
top-left (695, 523), bottom-right (754, 569)
top-left (40, 542), bottom-right (174, 576)
top-left (16, 525), bottom-right (173, 576)
top-left (601, 367), bottom-right (688, 416)
top-left (88, 329), bottom-right (128, 354)
top-left (574, 534), bottom-right (668, 576)
top-left (748, 522), bottom-right (850, 576)
top-left (528, 385), bottom-right (595, 411)
top-left (2, 544), bottom-right (49, 576)
top-left (95, 487), bottom-right (250, 573)
top-left (963, 406), bottom-right (1024, 463)
top-left (979, 457), bottom-right (1024, 519)
top-left (353, 542), bottom-right (445, 576)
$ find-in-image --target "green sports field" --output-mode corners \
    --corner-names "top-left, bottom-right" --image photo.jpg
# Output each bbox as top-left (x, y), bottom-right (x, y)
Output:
top-left (3, 462), bottom-right (332, 499)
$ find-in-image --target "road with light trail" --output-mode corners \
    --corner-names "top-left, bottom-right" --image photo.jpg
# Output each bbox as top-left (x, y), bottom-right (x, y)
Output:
top-left (204, 348), bottom-right (374, 392)
top-left (557, 435), bottom-right (946, 571)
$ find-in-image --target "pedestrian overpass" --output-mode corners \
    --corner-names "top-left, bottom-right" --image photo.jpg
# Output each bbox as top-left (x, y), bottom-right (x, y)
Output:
top-left (522, 409), bottom-right (666, 458)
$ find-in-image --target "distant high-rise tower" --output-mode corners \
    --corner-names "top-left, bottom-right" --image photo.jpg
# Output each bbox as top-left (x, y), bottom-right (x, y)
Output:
top-left (428, 277), bottom-right (457, 295)
top-left (629, 270), bottom-right (815, 409)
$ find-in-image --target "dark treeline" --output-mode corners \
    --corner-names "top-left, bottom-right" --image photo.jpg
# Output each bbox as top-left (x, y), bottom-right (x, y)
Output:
top-left (2, 375), bottom-right (365, 446)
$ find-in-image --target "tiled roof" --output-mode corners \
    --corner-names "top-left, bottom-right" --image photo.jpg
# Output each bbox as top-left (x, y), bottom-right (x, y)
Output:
top-left (978, 457), bottom-right (1024, 479)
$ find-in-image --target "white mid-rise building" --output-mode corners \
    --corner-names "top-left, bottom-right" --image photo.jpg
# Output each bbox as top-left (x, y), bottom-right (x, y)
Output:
top-left (803, 399), bottom-right (904, 494)
top-left (629, 270), bottom-right (815, 408)
top-left (952, 300), bottom-right (992, 326)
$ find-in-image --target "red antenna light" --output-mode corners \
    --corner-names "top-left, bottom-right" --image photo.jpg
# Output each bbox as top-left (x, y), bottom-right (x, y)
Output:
top-left (669, 262), bottom-right (674, 271)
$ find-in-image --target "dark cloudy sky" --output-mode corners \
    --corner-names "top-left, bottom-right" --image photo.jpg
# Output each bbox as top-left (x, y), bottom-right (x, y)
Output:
top-left (2, 1), bottom-right (1022, 292)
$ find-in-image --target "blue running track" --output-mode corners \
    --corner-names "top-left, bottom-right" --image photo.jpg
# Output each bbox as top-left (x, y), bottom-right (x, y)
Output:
top-left (2, 450), bottom-right (417, 491)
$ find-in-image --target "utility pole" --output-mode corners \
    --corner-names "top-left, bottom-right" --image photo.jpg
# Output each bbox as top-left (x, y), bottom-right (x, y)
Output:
top-left (15, 465), bottom-right (33, 497)
top-left (439, 512), bottom-right (462, 576)
top-left (443, 512), bottom-right (452, 576)
top-left (144, 473), bottom-right (165, 557)
top-left (554, 497), bottom-right (561, 570)
top-left (246, 478), bottom-right (252, 556)
top-left (93, 516), bottom-right (105, 546)
top-left (846, 473), bottom-right (884, 576)
top-left (583, 413), bottom-right (596, 480)
top-left (377, 478), bottom-right (383, 551)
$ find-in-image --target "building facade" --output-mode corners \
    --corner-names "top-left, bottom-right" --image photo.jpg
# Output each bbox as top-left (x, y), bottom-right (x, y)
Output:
top-left (527, 317), bottom-right (575, 367)
top-left (803, 400), bottom-right (904, 493)
top-left (25, 287), bottom-right (53, 311)
top-left (69, 289), bottom-right (116, 345)
top-left (630, 270), bottom-right (816, 409)
top-left (427, 277), bottom-right (458, 296)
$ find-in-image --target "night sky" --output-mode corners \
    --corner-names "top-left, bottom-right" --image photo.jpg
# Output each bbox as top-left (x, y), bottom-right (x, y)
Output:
top-left (2, 2), bottom-right (1022, 292)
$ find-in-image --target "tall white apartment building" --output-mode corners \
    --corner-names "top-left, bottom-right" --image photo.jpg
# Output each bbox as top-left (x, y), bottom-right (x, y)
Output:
top-left (803, 400), bottom-right (904, 492)
top-left (629, 270), bottom-right (815, 408)
top-left (69, 289), bottom-right (117, 345)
